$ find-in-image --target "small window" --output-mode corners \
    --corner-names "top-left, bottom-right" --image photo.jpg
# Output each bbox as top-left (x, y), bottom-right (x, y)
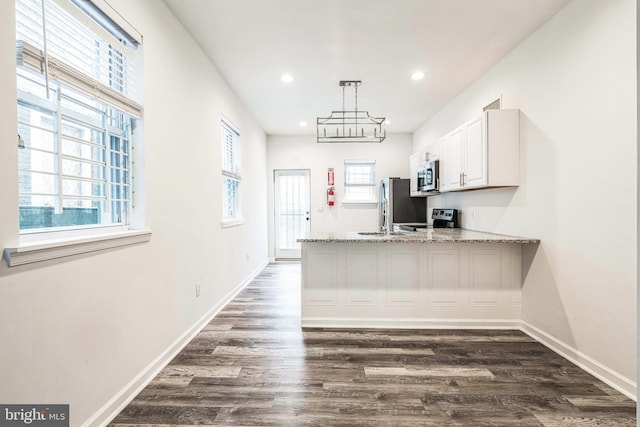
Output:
top-left (344, 160), bottom-right (376, 203)
top-left (221, 120), bottom-right (242, 224)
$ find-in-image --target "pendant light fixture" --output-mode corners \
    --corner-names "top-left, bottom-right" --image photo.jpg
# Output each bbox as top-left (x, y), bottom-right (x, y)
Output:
top-left (317, 80), bottom-right (386, 143)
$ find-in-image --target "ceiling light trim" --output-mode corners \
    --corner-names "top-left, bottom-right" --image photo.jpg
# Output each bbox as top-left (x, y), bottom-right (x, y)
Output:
top-left (411, 71), bottom-right (425, 80)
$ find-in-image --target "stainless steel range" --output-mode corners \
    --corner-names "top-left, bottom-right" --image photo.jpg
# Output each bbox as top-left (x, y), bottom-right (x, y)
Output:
top-left (432, 208), bottom-right (459, 228)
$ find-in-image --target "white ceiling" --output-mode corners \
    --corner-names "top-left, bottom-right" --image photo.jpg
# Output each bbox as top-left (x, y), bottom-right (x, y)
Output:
top-left (163, 0), bottom-right (572, 136)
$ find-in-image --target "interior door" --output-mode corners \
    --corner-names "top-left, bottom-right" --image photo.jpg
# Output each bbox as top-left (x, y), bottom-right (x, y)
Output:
top-left (275, 169), bottom-right (311, 259)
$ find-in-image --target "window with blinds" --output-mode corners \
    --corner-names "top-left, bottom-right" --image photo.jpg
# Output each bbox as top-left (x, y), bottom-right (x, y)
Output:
top-left (221, 120), bottom-right (241, 223)
top-left (344, 160), bottom-right (377, 203)
top-left (15, 0), bottom-right (142, 232)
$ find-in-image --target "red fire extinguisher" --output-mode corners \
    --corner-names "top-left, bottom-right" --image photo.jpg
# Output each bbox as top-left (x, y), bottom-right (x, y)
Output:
top-left (327, 187), bottom-right (335, 206)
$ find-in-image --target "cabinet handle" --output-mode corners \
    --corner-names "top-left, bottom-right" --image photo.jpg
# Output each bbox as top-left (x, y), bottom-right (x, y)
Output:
top-left (462, 173), bottom-right (465, 186)
top-left (459, 173), bottom-right (463, 187)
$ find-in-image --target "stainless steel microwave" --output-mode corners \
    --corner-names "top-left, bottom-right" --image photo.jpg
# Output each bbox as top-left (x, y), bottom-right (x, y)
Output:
top-left (417, 160), bottom-right (439, 192)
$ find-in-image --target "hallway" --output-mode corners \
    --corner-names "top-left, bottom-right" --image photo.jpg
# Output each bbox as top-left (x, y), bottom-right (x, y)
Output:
top-left (110, 262), bottom-right (635, 426)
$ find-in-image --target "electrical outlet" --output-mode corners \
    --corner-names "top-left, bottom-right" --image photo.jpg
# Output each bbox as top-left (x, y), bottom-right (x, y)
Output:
top-left (195, 281), bottom-right (201, 297)
top-left (471, 210), bottom-right (477, 220)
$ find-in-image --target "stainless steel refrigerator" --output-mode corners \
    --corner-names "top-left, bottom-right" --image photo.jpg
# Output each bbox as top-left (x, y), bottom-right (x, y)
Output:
top-left (379, 178), bottom-right (427, 232)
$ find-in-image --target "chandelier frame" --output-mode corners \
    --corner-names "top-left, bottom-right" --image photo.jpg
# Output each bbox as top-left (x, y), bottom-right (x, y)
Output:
top-left (317, 80), bottom-right (386, 143)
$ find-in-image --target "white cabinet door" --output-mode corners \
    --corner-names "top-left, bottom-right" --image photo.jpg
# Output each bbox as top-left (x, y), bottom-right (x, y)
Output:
top-left (438, 137), bottom-right (448, 192)
top-left (445, 127), bottom-right (464, 190)
top-left (463, 115), bottom-right (487, 188)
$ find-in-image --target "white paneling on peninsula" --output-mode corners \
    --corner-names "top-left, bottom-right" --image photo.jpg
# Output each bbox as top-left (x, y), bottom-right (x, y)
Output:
top-left (411, 109), bottom-right (520, 195)
top-left (299, 230), bottom-right (539, 329)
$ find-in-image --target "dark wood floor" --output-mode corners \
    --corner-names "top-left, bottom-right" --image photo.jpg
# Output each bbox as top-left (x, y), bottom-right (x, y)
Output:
top-left (110, 262), bottom-right (636, 426)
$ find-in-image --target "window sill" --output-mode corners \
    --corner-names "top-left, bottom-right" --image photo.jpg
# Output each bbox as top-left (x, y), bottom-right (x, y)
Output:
top-left (3, 229), bottom-right (152, 267)
top-left (221, 218), bottom-right (244, 228)
top-left (342, 200), bottom-right (378, 206)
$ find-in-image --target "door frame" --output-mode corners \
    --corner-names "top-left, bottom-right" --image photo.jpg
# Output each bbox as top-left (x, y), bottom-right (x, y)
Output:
top-left (274, 169), bottom-right (311, 260)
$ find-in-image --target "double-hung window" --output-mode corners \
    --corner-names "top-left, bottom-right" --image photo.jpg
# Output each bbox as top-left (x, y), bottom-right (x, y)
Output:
top-left (221, 119), bottom-right (242, 225)
top-left (344, 160), bottom-right (377, 203)
top-left (15, 0), bottom-right (142, 234)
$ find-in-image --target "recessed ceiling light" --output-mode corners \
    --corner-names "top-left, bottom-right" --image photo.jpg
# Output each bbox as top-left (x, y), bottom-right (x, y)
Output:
top-left (299, 121), bottom-right (307, 127)
top-left (281, 74), bottom-right (294, 83)
top-left (411, 71), bottom-right (425, 81)
top-left (384, 120), bottom-right (391, 125)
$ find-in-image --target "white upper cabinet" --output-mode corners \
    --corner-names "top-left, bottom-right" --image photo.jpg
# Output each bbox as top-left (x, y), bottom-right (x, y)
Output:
top-left (440, 109), bottom-right (519, 192)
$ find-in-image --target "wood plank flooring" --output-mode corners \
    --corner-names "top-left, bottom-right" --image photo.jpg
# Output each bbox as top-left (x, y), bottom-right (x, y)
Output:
top-left (110, 262), bottom-right (636, 426)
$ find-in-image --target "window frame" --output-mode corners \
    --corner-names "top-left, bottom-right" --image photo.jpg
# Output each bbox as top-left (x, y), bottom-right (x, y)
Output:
top-left (221, 118), bottom-right (243, 227)
top-left (3, 0), bottom-right (150, 268)
top-left (14, 0), bottom-right (142, 239)
top-left (343, 160), bottom-right (377, 204)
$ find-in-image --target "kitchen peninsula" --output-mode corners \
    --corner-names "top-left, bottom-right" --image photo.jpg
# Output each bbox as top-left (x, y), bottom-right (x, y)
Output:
top-left (298, 229), bottom-right (539, 329)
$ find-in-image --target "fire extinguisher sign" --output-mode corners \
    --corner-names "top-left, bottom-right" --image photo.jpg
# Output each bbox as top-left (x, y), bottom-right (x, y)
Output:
top-left (327, 168), bottom-right (335, 186)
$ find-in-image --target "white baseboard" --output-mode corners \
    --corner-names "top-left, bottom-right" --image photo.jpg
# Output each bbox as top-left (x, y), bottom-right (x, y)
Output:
top-left (84, 258), bottom-right (269, 427)
top-left (301, 317), bottom-right (522, 330)
top-left (520, 321), bottom-right (637, 401)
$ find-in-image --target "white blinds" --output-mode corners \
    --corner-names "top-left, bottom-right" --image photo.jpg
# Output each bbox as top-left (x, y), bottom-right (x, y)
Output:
top-left (15, 0), bottom-right (142, 117)
top-left (221, 120), bottom-right (240, 178)
top-left (345, 160), bottom-right (376, 186)
top-left (221, 120), bottom-right (241, 220)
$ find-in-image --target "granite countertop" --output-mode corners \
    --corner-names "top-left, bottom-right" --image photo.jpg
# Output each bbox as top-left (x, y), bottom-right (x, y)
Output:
top-left (297, 228), bottom-right (539, 244)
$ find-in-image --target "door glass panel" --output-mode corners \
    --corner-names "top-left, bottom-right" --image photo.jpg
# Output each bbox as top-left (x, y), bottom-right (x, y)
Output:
top-left (275, 170), bottom-right (310, 259)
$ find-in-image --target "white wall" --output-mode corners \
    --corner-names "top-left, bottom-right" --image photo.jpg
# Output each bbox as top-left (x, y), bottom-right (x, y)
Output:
top-left (414, 0), bottom-right (636, 394)
top-left (267, 134), bottom-right (415, 258)
top-left (0, 1), bottom-right (268, 425)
